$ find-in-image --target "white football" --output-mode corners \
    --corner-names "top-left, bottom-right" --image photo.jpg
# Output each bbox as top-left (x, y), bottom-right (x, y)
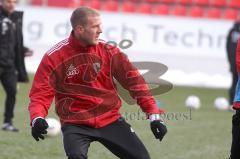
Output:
top-left (45, 118), bottom-right (61, 137)
top-left (185, 95), bottom-right (201, 109)
top-left (214, 97), bottom-right (229, 110)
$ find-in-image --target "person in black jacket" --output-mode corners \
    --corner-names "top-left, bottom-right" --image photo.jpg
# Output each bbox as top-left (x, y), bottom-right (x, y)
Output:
top-left (0, 0), bottom-right (32, 132)
top-left (226, 21), bottom-right (240, 106)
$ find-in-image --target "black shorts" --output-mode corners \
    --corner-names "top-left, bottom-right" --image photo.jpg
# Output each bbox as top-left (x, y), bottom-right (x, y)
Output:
top-left (62, 118), bottom-right (151, 159)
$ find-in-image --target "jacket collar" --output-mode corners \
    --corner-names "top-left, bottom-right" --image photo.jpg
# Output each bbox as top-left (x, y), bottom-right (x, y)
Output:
top-left (0, 6), bottom-right (21, 19)
top-left (0, 6), bottom-right (9, 16)
top-left (69, 31), bottom-right (94, 52)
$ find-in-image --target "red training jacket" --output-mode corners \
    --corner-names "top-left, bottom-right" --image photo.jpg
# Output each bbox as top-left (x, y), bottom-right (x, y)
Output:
top-left (28, 33), bottom-right (162, 128)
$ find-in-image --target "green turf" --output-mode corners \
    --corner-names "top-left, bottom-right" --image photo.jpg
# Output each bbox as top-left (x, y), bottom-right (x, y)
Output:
top-left (0, 74), bottom-right (233, 159)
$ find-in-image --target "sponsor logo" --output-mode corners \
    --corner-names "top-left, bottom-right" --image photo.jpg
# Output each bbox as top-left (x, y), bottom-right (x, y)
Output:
top-left (66, 64), bottom-right (79, 78)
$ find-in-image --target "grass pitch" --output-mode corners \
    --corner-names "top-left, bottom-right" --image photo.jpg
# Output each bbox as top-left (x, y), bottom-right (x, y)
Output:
top-left (0, 74), bottom-right (232, 159)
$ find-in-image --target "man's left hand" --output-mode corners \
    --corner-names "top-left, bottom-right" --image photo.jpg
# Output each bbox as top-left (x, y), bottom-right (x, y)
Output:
top-left (150, 120), bottom-right (167, 141)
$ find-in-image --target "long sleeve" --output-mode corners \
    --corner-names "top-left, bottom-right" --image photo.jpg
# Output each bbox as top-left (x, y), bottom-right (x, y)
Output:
top-left (28, 54), bottom-right (55, 122)
top-left (236, 40), bottom-right (240, 73)
top-left (233, 40), bottom-right (240, 109)
top-left (226, 29), bottom-right (233, 63)
top-left (111, 51), bottom-right (163, 115)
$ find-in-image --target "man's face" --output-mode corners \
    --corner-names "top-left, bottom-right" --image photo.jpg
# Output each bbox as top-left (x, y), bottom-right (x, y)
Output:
top-left (76, 15), bottom-right (102, 46)
top-left (2, 0), bottom-right (17, 14)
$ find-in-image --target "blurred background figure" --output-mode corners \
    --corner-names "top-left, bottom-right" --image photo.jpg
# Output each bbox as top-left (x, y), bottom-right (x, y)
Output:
top-left (230, 39), bottom-right (240, 159)
top-left (0, 0), bottom-right (32, 132)
top-left (226, 20), bottom-right (240, 106)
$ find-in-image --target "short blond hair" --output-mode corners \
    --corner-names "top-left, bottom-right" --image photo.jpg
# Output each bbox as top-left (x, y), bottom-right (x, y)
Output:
top-left (70, 7), bottom-right (100, 29)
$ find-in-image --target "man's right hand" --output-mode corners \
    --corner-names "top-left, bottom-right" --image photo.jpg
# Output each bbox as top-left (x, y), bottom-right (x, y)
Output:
top-left (233, 110), bottom-right (240, 124)
top-left (31, 118), bottom-right (49, 141)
